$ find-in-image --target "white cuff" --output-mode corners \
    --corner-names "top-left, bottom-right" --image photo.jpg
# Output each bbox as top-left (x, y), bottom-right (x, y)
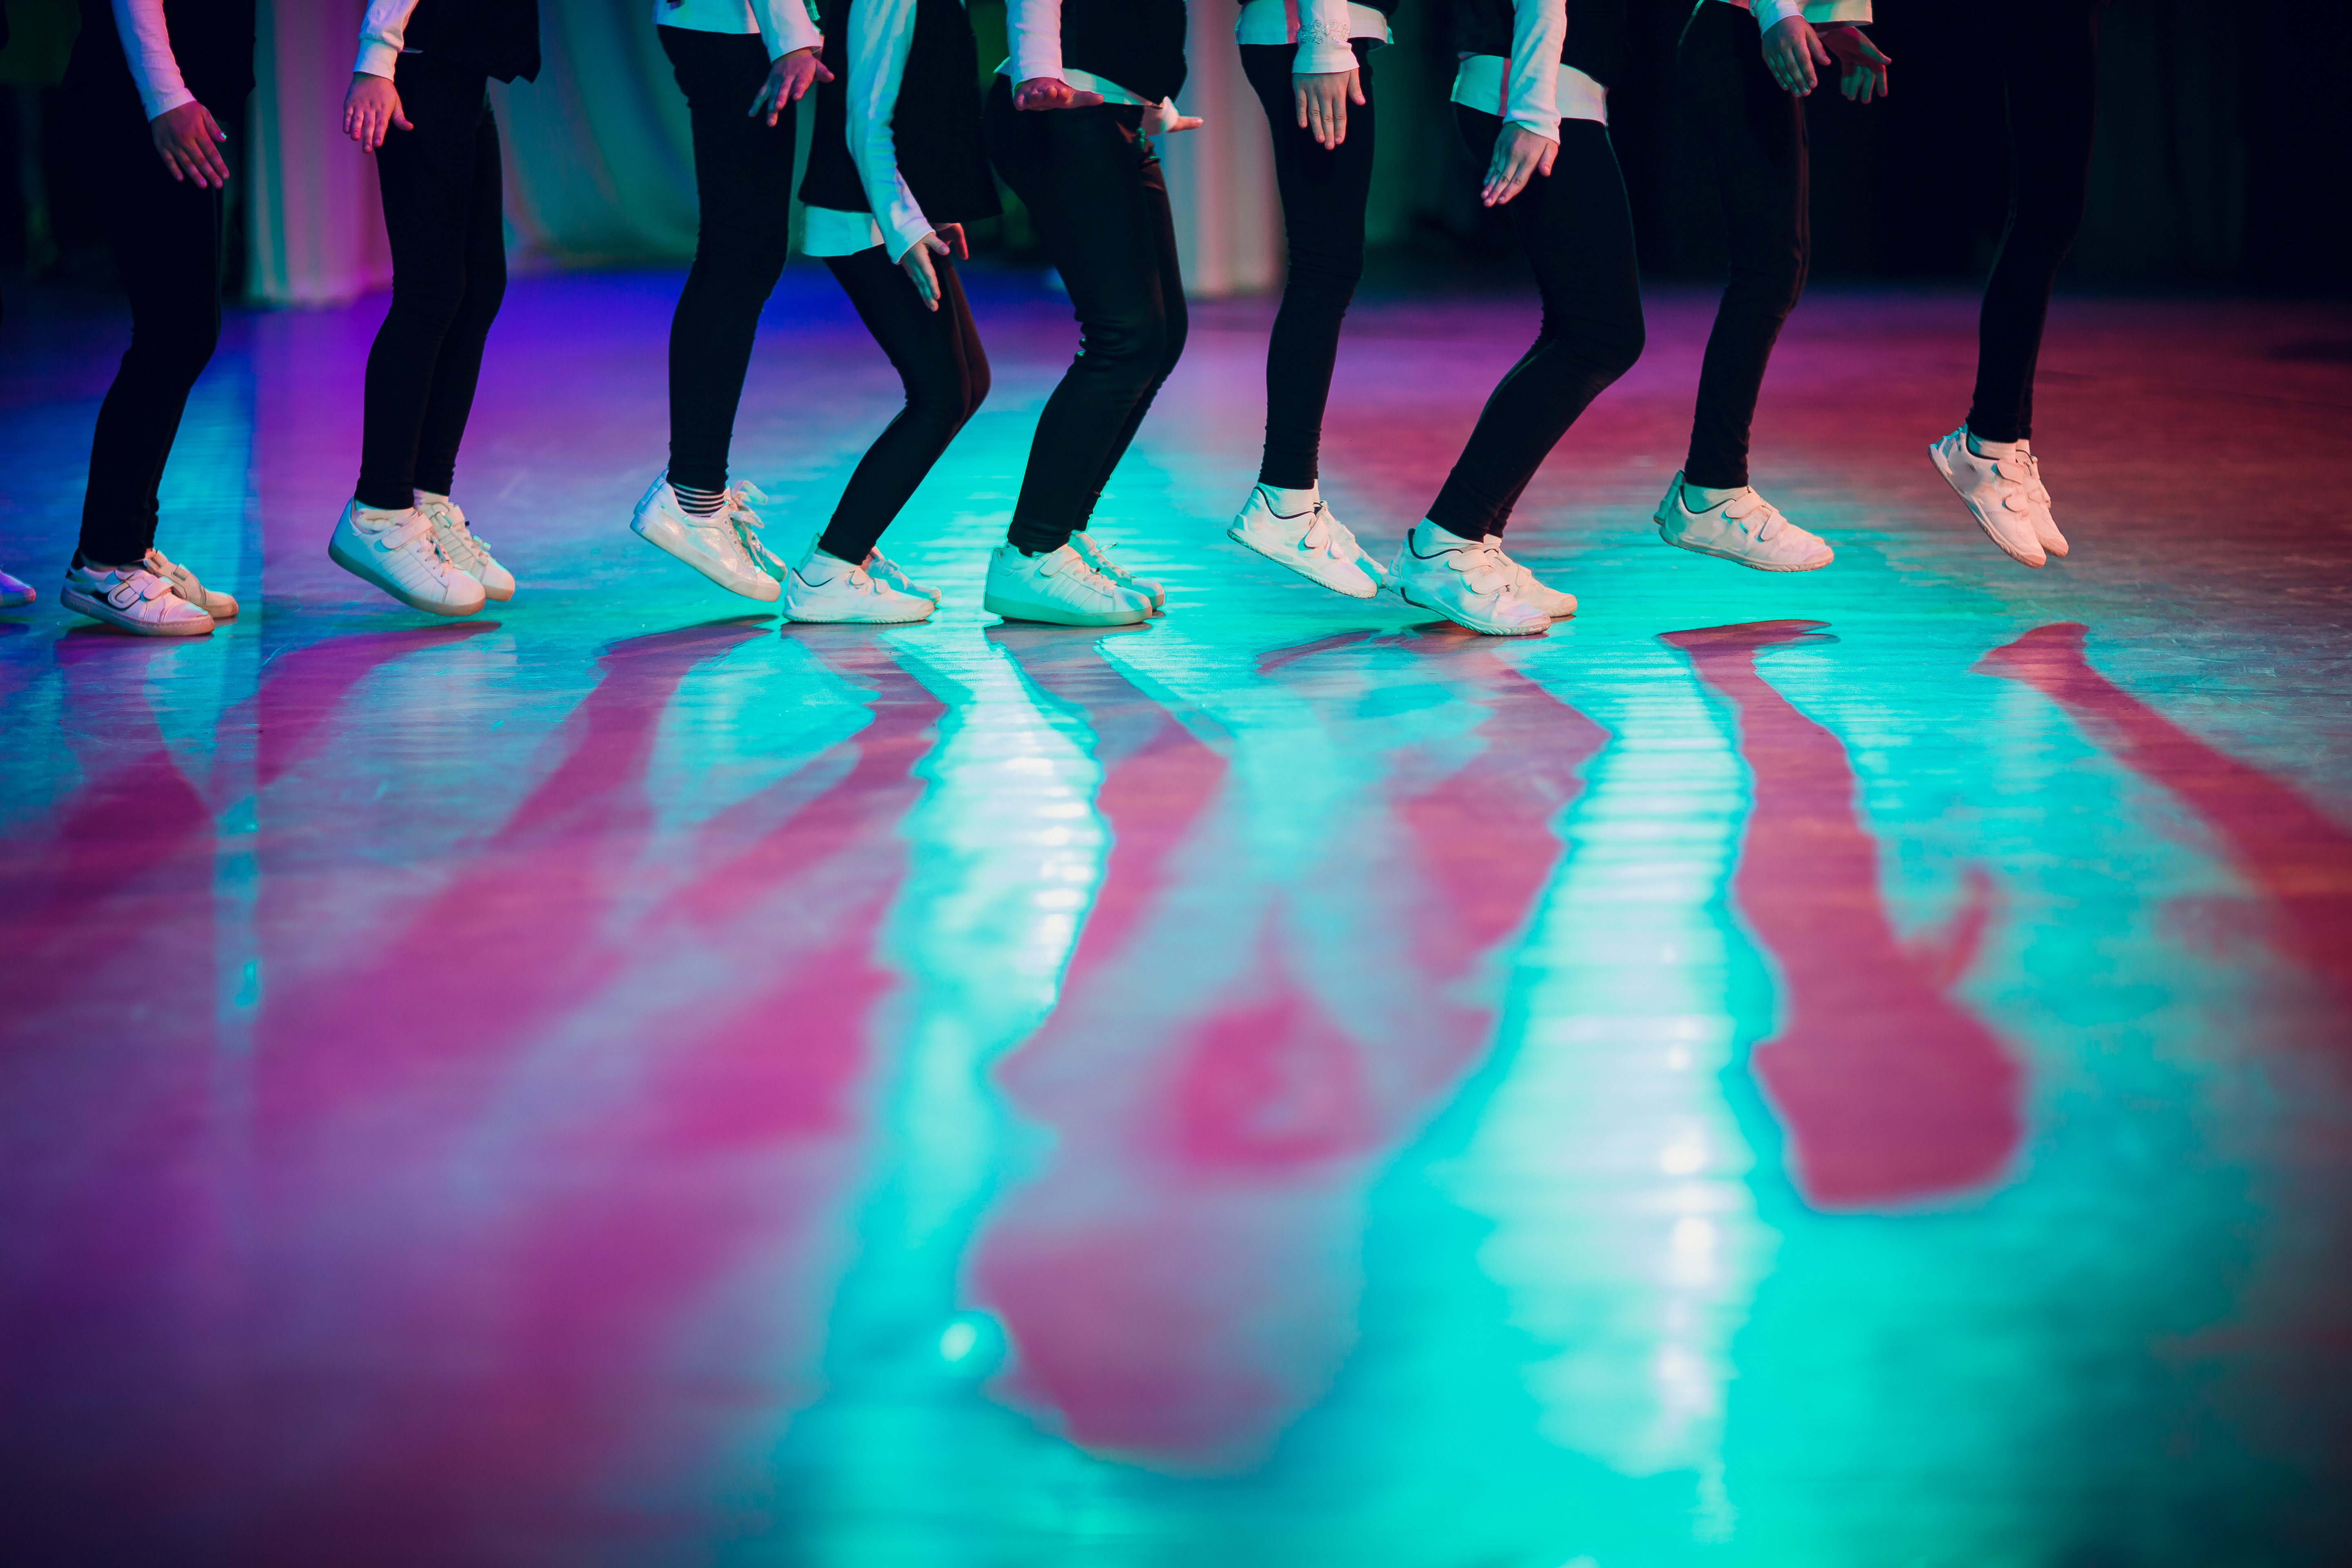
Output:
top-left (353, 39), bottom-right (401, 78)
top-left (1507, 110), bottom-right (1561, 141)
top-left (1753, 0), bottom-right (1809, 32)
top-left (1295, 41), bottom-right (1359, 75)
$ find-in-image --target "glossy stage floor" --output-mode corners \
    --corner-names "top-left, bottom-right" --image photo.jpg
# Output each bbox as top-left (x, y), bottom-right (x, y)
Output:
top-left (3, 265), bottom-right (2349, 1565)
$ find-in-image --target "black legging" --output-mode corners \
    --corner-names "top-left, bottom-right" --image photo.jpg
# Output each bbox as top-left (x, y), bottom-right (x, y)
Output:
top-left (77, 109), bottom-right (232, 566)
top-left (1967, 0), bottom-right (2100, 444)
top-left (817, 245), bottom-right (989, 563)
top-left (355, 51), bottom-right (507, 510)
top-left (1678, 0), bottom-right (1805, 490)
top-left (1427, 109), bottom-right (1644, 539)
top-left (1241, 39), bottom-right (1376, 491)
top-left (660, 26), bottom-right (796, 495)
top-left (984, 79), bottom-right (1186, 555)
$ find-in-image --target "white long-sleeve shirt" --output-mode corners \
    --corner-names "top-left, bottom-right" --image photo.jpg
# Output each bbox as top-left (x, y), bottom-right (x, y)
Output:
top-left (802, 0), bottom-right (940, 261)
top-left (1233, 0), bottom-right (1392, 78)
top-left (354, 0), bottom-right (420, 79)
top-left (1449, 0), bottom-right (1606, 142)
top-left (655, 0), bottom-right (823, 62)
top-left (114, 0), bottom-right (193, 120)
top-left (1722, 0), bottom-right (1873, 32)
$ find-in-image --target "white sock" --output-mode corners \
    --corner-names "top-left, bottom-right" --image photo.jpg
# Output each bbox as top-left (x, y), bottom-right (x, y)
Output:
top-left (413, 488), bottom-right (451, 507)
top-left (1415, 520), bottom-right (1479, 550)
top-left (802, 548), bottom-right (856, 583)
top-left (1681, 477), bottom-right (1746, 510)
top-left (352, 499), bottom-right (412, 523)
top-left (1965, 429), bottom-right (2020, 462)
top-left (1258, 483), bottom-right (1319, 517)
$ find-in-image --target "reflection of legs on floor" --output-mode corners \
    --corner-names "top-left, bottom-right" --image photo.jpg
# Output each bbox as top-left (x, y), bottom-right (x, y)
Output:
top-left (1664, 619), bottom-right (2020, 1207)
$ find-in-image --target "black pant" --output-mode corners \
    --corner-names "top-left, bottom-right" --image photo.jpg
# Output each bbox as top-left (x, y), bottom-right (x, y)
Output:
top-left (1679, 0), bottom-right (1805, 489)
top-left (817, 246), bottom-right (990, 562)
top-left (1967, 0), bottom-right (2100, 443)
top-left (660, 26), bottom-right (797, 494)
top-left (1428, 110), bottom-right (1644, 539)
top-left (355, 51), bottom-right (507, 511)
top-left (984, 79), bottom-right (1187, 555)
top-left (1241, 40), bottom-right (1376, 490)
top-left (77, 111), bottom-right (232, 565)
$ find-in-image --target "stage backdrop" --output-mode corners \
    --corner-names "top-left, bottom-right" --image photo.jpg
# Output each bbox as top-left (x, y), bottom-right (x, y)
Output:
top-left (243, 0), bottom-right (1279, 306)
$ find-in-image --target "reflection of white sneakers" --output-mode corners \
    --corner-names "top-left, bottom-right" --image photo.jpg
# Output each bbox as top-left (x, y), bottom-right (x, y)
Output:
top-left (785, 547), bottom-right (936, 624)
top-left (142, 546), bottom-right (237, 618)
top-left (1227, 484), bottom-right (1384, 599)
top-left (60, 561), bottom-right (216, 636)
top-left (1067, 530), bottom-right (1164, 615)
top-left (982, 542), bottom-right (1151, 628)
top-left (415, 493), bottom-right (514, 600)
top-left (629, 474), bottom-right (782, 602)
top-left (1483, 535), bottom-right (1575, 617)
top-left (2015, 440), bottom-right (2068, 558)
top-left (862, 546), bottom-right (939, 604)
top-left (1390, 522), bottom-right (1548, 637)
top-left (1928, 426), bottom-right (2044, 568)
top-left (1653, 476), bottom-right (1834, 572)
top-left (2, 564), bottom-right (38, 608)
top-left (329, 500), bottom-right (487, 615)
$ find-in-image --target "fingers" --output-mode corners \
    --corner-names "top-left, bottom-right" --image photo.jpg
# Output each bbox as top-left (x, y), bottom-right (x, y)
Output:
top-left (1350, 71), bottom-right (1367, 107)
top-left (1294, 85), bottom-right (1310, 131)
top-left (1538, 140), bottom-right (1557, 178)
top-left (812, 56), bottom-right (835, 83)
top-left (944, 223), bottom-right (969, 260)
top-left (392, 105), bottom-right (414, 131)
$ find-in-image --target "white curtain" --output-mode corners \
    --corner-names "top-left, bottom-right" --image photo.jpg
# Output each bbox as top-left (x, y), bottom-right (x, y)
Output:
top-left (1157, 3), bottom-right (1281, 298)
top-left (247, 0), bottom-right (391, 305)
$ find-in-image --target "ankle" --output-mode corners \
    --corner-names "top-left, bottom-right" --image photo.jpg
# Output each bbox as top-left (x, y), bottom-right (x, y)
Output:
top-left (1965, 428), bottom-right (2020, 461)
top-left (1682, 476), bottom-right (1746, 509)
top-left (1258, 481), bottom-right (1319, 515)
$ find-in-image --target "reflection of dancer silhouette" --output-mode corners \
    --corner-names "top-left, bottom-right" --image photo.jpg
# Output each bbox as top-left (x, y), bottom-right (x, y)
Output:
top-left (1980, 623), bottom-right (2352, 1025)
top-left (972, 626), bottom-right (1601, 1470)
top-left (243, 629), bottom-right (945, 1550)
top-left (1662, 619), bottom-right (2019, 1207)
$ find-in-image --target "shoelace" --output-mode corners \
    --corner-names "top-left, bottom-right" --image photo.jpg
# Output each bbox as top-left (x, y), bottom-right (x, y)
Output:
top-left (724, 487), bottom-right (782, 573)
top-left (429, 505), bottom-right (493, 560)
top-left (1052, 546), bottom-right (1127, 596)
top-left (1722, 492), bottom-right (1790, 542)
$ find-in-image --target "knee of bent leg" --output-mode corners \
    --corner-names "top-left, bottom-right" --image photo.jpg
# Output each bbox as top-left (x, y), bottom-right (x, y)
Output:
top-left (1080, 306), bottom-right (1169, 388)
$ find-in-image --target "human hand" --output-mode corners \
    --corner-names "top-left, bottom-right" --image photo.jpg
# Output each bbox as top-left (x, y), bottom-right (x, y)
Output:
top-left (1140, 97), bottom-right (1203, 135)
top-left (342, 72), bottom-right (411, 151)
top-left (751, 46), bottom-right (832, 125)
top-left (1761, 15), bottom-right (1833, 96)
top-left (1818, 24), bottom-right (1890, 102)
top-left (1013, 77), bottom-right (1105, 111)
top-left (151, 100), bottom-right (230, 185)
top-left (1482, 122), bottom-right (1556, 207)
top-left (1292, 67), bottom-right (1363, 149)
top-left (900, 229), bottom-right (951, 310)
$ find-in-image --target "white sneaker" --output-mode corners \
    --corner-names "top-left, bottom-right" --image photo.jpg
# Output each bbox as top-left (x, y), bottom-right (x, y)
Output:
top-left (2015, 441), bottom-right (2068, 558)
top-left (1483, 535), bottom-right (1575, 616)
top-left (60, 561), bottom-right (215, 637)
top-left (142, 546), bottom-right (238, 619)
top-left (1928, 426), bottom-right (2045, 568)
top-left (785, 547), bottom-right (936, 624)
top-left (1067, 530), bottom-right (1164, 615)
top-left (415, 493), bottom-right (515, 600)
top-left (329, 500), bottom-right (488, 615)
top-left (629, 474), bottom-right (782, 603)
top-left (1, 564), bottom-right (35, 608)
top-left (1226, 485), bottom-right (1385, 599)
top-left (1388, 522), bottom-right (1548, 637)
top-left (982, 542), bottom-right (1152, 628)
top-left (861, 546), bottom-right (940, 604)
top-left (1653, 476), bottom-right (1835, 572)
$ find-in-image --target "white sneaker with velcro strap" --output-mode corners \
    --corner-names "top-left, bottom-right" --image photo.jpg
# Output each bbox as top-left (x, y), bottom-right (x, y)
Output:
top-left (60, 561), bottom-right (216, 636)
top-left (1654, 475), bottom-right (1835, 572)
top-left (2015, 440), bottom-right (2069, 558)
top-left (329, 499), bottom-right (488, 616)
top-left (1483, 534), bottom-right (1576, 617)
top-left (784, 546), bottom-right (936, 624)
top-left (142, 546), bottom-right (237, 619)
top-left (1227, 484), bottom-right (1385, 599)
top-left (414, 493), bottom-right (515, 600)
top-left (1389, 521), bottom-right (1549, 636)
top-left (1928, 427), bottom-right (2045, 568)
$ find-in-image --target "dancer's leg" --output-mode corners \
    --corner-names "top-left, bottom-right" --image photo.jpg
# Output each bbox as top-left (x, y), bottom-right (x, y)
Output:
top-left (1679, 0), bottom-right (1806, 491)
top-left (817, 248), bottom-right (989, 564)
top-left (1240, 40), bottom-right (1375, 491)
top-left (408, 98), bottom-right (508, 501)
top-left (1425, 113), bottom-right (1644, 543)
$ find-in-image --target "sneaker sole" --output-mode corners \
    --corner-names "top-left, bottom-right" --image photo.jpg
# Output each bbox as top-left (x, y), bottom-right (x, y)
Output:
top-left (630, 513), bottom-right (782, 603)
top-left (328, 537), bottom-right (488, 617)
top-left (60, 587), bottom-right (215, 637)
top-left (1226, 523), bottom-right (1380, 600)
top-left (2, 589), bottom-right (37, 608)
top-left (1653, 519), bottom-right (1835, 574)
top-left (1395, 582), bottom-right (1547, 637)
top-left (982, 590), bottom-right (1149, 628)
top-left (1928, 446), bottom-right (2046, 568)
top-left (784, 599), bottom-right (936, 626)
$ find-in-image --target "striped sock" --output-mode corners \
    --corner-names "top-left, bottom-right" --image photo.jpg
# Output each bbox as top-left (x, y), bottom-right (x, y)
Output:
top-left (673, 480), bottom-right (728, 518)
